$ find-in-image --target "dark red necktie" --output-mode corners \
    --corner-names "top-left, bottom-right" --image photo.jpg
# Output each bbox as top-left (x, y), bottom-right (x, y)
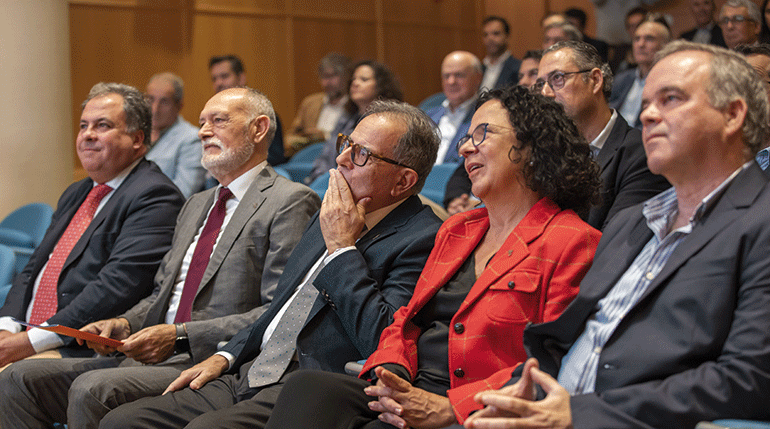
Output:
top-left (174, 187), bottom-right (233, 323)
top-left (29, 184), bottom-right (113, 325)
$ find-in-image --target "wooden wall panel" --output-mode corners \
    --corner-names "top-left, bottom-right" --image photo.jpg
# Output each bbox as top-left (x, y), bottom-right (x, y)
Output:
top-left (68, 0), bottom-right (485, 175)
top-left (188, 13), bottom-right (290, 123)
top-left (292, 18), bottom-right (377, 109)
top-left (292, 0), bottom-right (375, 19)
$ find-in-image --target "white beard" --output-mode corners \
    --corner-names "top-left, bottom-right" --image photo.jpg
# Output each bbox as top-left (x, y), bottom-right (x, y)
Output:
top-left (201, 137), bottom-right (254, 179)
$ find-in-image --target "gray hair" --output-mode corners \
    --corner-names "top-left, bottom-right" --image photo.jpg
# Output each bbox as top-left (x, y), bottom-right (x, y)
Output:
top-left (721, 0), bottom-right (761, 24)
top-left (148, 72), bottom-right (185, 104)
top-left (238, 87), bottom-right (278, 147)
top-left (82, 82), bottom-right (151, 147)
top-left (544, 40), bottom-right (614, 100)
top-left (361, 100), bottom-right (440, 193)
top-left (655, 40), bottom-right (769, 156)
top-left (544, 22), bottom-right (583, 42)
top-left (318, 52), bottom-right (350, 77)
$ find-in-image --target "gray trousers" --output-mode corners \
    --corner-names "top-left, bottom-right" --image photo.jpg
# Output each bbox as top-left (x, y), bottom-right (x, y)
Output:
top-left (0, 354), bottom-right (190, 429)
top-left (97, 359), bottom-right (298, 429)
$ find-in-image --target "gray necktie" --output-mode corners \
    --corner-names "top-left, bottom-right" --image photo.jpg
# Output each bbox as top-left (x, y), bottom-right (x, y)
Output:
top-left (246, 263), bottom-right (323, 388)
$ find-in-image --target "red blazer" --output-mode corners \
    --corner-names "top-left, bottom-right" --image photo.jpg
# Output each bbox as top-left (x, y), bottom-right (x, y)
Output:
top-left (361, 198), bottom-right (601, 422)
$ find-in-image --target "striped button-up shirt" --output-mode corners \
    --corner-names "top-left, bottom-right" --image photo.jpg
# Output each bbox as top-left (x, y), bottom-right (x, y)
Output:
top-left (557, 164), bottom-right (748, 395)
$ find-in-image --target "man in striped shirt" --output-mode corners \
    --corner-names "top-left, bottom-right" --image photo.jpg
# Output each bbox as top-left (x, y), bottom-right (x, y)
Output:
top-left (463, 40), bottom-right (770, 429)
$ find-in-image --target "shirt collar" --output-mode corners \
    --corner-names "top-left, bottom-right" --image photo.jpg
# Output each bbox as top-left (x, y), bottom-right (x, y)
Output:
top-left (101, 157), bottom-right (143, 189)
top-left (363, 197), bottom-right (407, 232)
top-left (642, 162), bottom-right (750, 237)
top-left (441, 94), bottom-right (477, 115)
top-left (219, 160), bottom-right (267, 202)
top-left (483, 50), bottom-right (511, 67)
top-left (591, 109), bottom-right (618, 151)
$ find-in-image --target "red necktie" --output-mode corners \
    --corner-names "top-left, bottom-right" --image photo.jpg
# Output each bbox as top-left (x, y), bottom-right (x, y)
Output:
top-left (174, 187), bottom-right (233, 323)
top-left (28, 183), bottom-right (113, 325)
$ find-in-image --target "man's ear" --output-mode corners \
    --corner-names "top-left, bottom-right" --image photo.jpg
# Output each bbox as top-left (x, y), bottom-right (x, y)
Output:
top-left (250, 115), bottom-right (270, 144)
top-left (238, 73), bottom-right (247, 86)
top-left (590, 68), bottom-right (604, 96)
top-left (722, 98), bottom-right (748, 140)
top-left (132, 130), bottom-right (145, 150)
top-left (390, 168), bottom-right (420, 198)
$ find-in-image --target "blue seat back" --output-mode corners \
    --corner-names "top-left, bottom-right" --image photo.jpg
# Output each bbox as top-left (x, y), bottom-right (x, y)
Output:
top-left (0, 202), bottom-right (54, 249)
top-left (309, 171), bottom-right (330, 197)
top-left (0, 244), bottom-right (16, 305)
top-left (420, 163), bottom-right (458, 205)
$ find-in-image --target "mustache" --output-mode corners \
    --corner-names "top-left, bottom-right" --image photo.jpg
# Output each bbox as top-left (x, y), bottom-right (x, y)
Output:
top-left (203, 137), bottom-right (223, 149)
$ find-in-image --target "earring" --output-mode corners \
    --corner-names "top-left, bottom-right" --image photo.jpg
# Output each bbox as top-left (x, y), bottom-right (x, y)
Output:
top-left (529, 160), bottom-right (534, 166)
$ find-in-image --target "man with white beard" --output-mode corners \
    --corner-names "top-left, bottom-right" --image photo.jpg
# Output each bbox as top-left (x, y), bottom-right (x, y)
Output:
top-left (0, 87), bottom-right (320, 429)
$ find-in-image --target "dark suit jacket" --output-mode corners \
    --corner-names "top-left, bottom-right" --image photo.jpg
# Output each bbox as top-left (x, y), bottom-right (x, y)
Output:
top-left (121, 166), bottom-right (320, 362)
top-left (0, 159), bottom-right (185, 346)
top-left (483, 55), bottom-right (521, 89)
top-left (588, 114), bottom-right (670, 230)
top-left (425, 104), bottom-right (474, 164)
top-left (609, 69), bottom-right (639, 126)
top-left (680, 24), bottom-right (727, 48)
top-left (584, 35), bottom-right (610, 62)
top-left (221, 195), bottom-right (442, 375)
top-left (517, 163), bottom-right (770, 428)
top-left (267, 114), bottom-right (287, 167)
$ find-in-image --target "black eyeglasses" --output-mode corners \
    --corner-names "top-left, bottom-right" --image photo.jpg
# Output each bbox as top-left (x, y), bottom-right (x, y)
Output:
top-left (718, 15), bottom-right (754, 25)
top-left (456, 123), bottom-right (515, 154)
top-left (532, 69), bottom-right (592, 92)
top-left (336, 134), bottom-right (413, 169)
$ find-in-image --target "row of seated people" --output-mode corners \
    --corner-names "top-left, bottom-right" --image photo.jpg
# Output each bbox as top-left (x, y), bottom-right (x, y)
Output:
top-left (127, 0), bottom-right (763, 204)
top-left (2, 38), bottom-right (770, 428)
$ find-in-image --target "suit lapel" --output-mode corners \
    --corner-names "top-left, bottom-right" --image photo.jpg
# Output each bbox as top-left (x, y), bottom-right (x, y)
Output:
top-left (460, 199), bottom-right (556, 312)
top-left (635, 165), bottom-right (765, 304)
top-left (144, 189), bottom-right (216, 322)
top-left (305, 195), bottom-right (425, 321)
top-left (526, 204), bottom-right (650, 346)
top-left (31, 180), bottom-right (92, 279)
top-left (595, 115), bottom-right (628, 174)
top-left (61, 161), bottom-right (147, 272)
top-left (194, 169), bottom-right (273, 299)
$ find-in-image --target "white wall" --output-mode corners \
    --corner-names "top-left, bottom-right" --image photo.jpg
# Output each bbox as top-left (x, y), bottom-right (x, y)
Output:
top-left (0, 0), bottom-right (73, 218)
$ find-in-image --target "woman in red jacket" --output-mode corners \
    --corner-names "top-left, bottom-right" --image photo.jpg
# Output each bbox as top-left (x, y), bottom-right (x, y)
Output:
top-left (265, 85), bottom-right (603, 429)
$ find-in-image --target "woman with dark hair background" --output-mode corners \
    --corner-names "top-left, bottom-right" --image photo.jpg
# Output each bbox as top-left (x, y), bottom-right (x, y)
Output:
top-left (308, 59), bottom-right (403, 182)
top-left (263, 85), bottom-right (603, 429)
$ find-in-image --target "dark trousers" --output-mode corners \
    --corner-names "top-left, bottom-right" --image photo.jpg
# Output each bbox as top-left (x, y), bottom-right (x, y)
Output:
top-left (98, 360), bottom-right (297, 429)
top-left (265, 369), bottom-right (396, 429)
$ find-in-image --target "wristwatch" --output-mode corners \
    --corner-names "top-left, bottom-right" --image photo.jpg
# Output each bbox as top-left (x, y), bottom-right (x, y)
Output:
top-left (174, 323), bottom-right (190, 354)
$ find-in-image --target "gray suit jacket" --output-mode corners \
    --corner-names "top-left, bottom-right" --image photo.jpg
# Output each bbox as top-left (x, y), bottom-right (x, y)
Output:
top-left (121, 166), bottom-right (321, 363)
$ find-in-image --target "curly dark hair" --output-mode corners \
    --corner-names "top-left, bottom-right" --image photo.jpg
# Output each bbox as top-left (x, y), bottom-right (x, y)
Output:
top-left (476, 85), bottom-right (601, 215)
top-left (344, 60), bottom-right (404, 115)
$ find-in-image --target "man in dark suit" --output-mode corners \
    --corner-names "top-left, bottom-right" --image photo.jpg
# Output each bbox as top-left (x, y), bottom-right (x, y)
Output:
top-left (0, 83), bottom-right (185, 367)
top-left (424, 51), bottom-right (482, 165)
top-left (680, 0), bottom-right (727, 47)
top-left (99, 100), bottom-right (443, 429)
top-left (480, 16), bottom-right (521, 90)
top-left (464, 41), bottom-right (770, 429)
top-left (535, 40), bottom-right (670, 230)
top-left (0, 88), bottom-right (321, 428)
top-left (611, 18), bottom-right (671, 128)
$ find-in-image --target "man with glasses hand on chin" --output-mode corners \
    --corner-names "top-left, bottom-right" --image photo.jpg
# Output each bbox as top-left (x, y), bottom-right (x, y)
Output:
top-left (99, 100), bottom-right (443, 429)
top-left (535, 40), bottom-right (670, 230)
